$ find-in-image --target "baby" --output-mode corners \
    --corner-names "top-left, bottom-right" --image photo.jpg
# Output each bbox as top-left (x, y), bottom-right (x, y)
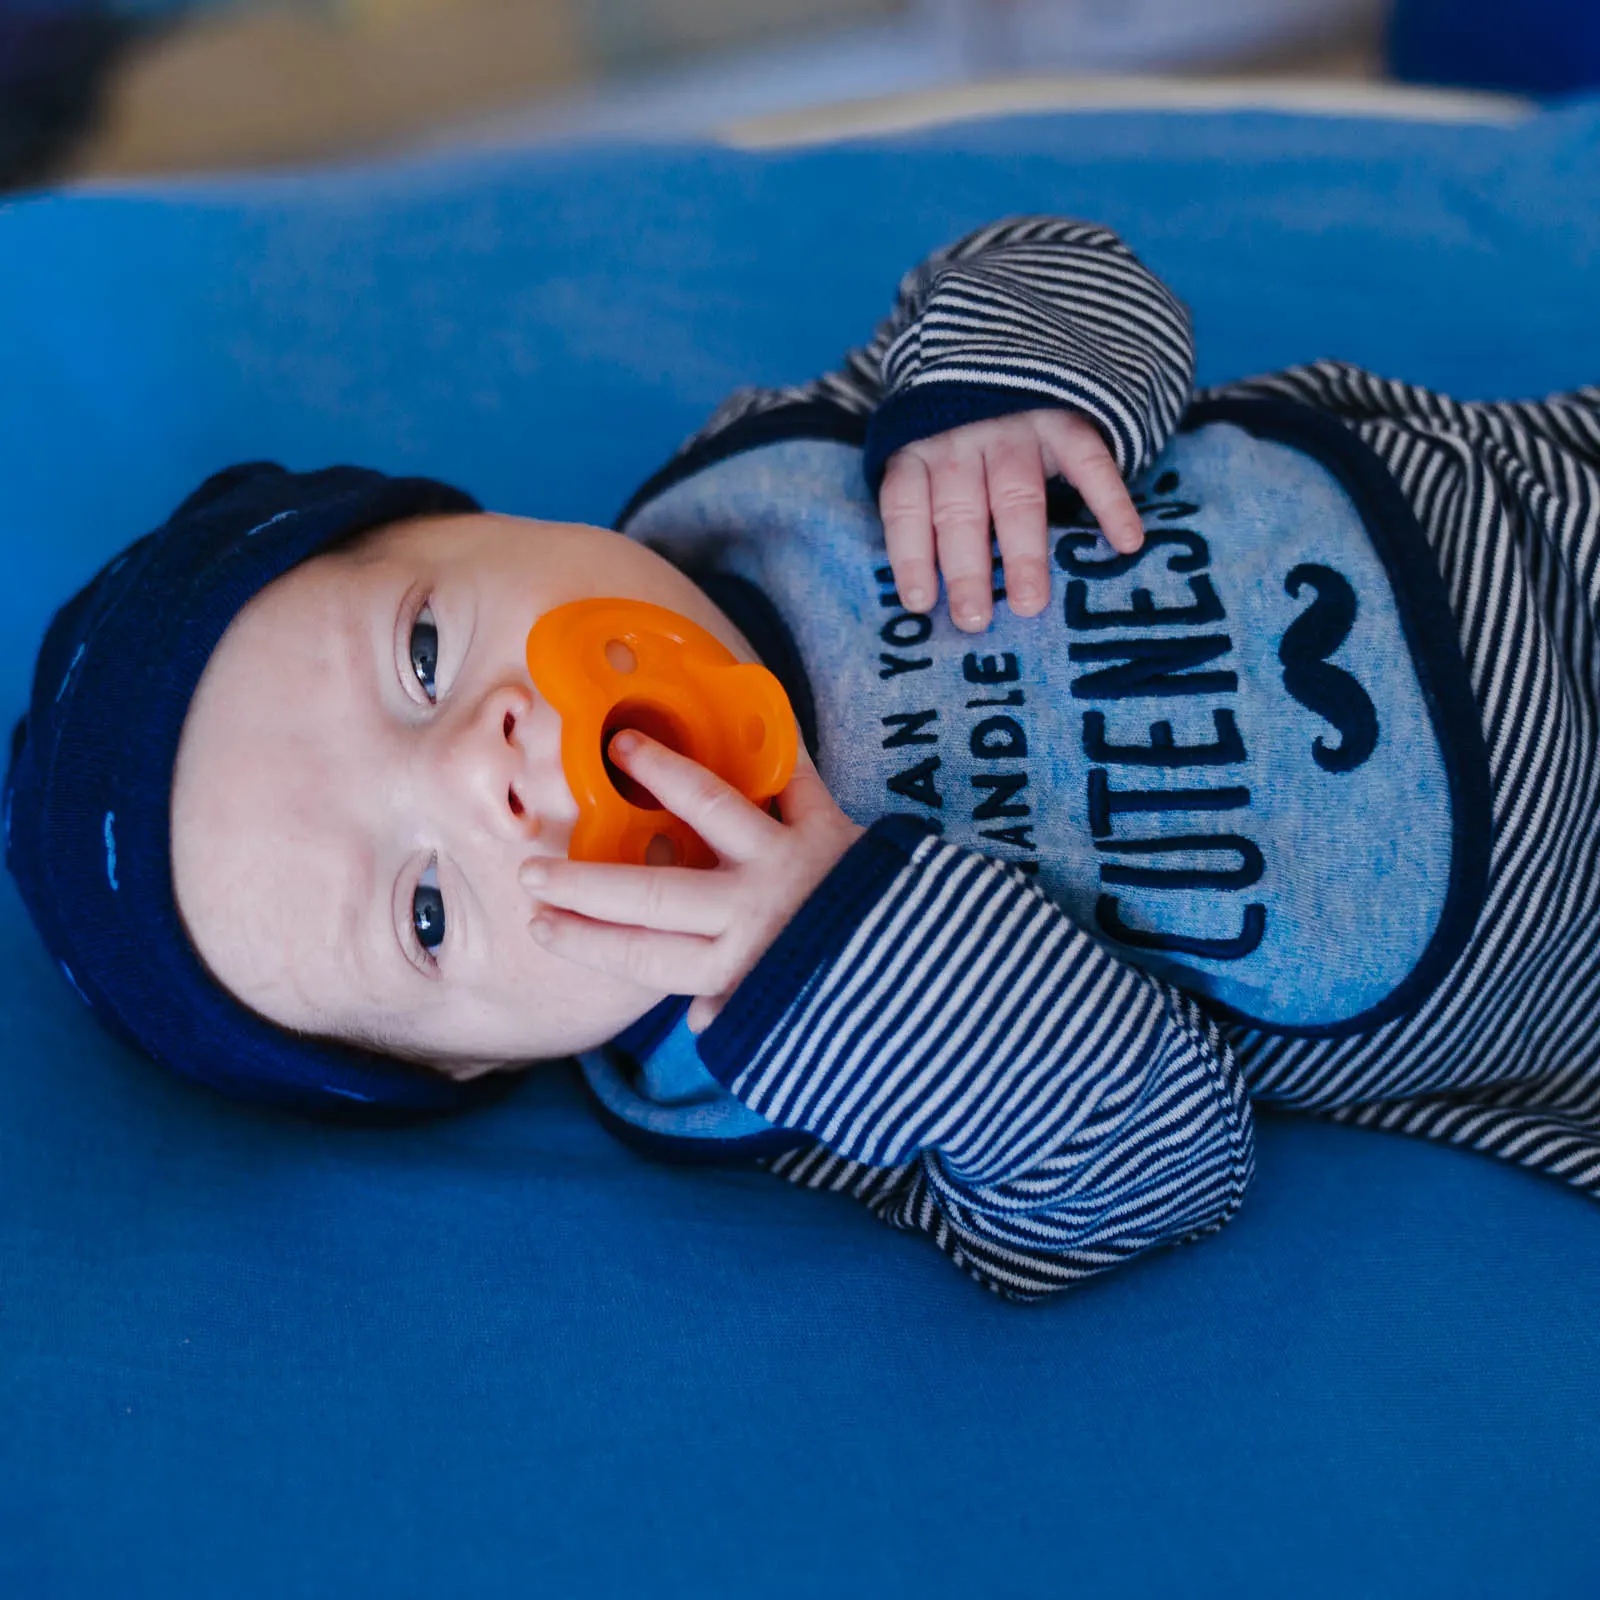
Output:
top-left (8, 216), bottom-right (1600, 1299)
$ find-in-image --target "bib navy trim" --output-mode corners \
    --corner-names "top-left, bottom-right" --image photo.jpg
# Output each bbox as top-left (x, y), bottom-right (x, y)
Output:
top-left (578, 1075), bottom-right (806, 1164)
top-left (580, 998), bottom-right (808, 1164)
top-left (681, 569), bottom-right (820, 761)
top-left (1178, 395), bottom-right (1492, 1036)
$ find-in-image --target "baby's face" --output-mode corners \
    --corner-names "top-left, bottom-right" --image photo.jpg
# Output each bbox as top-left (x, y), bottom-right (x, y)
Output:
top-left (170, 510), bottom-right (754, 1078)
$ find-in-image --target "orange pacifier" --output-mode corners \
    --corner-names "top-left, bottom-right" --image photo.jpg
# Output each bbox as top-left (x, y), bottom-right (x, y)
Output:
top-left (525, 597), bottom-right (798, 868)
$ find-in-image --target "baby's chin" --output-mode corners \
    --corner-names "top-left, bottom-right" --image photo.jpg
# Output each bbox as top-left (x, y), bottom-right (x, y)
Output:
top-left (425, 992), bottom-right (662, 1081)
top-left (431, 1054), bottom-right (530, 1084)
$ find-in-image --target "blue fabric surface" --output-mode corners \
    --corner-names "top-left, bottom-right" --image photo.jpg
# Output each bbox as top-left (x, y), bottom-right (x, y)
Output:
top-left (4, 102), bottom-right (1600, 1596)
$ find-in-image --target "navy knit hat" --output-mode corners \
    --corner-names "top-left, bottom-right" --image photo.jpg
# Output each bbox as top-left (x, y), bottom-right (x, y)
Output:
top-left (3, 461), bottom-right (514, 1121)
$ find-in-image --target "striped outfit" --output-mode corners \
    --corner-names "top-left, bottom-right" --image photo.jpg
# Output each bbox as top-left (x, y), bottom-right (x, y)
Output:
top-left (611, 217), bottom-right (1600, 1300)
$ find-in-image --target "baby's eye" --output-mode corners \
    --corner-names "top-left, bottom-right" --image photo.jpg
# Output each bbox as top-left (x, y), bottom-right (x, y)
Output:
top-left (413, 859), bottom-right (446, 953)
top-left (409, 603), bottom-right (440, 703)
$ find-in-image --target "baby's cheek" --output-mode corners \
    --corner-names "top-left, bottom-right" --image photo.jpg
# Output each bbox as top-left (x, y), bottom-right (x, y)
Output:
top-left (496, 914), bottom-right (657, 1055)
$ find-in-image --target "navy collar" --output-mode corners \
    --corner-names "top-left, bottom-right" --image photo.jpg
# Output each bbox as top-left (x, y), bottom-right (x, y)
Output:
top-left (578, 1000), bottom-right (805, 1164)
top-left (684, 568), bottom-right (819, 760)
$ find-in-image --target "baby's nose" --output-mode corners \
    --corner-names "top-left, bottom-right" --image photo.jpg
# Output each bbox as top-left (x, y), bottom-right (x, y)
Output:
top-left (494, 689), bottom-right (577, 843)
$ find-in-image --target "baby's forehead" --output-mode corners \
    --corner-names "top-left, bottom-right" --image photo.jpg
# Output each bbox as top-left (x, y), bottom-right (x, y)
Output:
top-left (173, 742), bottom-right (372, 1012)
top-left (176, 844), bottom-right (381, 1069)
top-left (170, 558), bottom-right (389, 1023)
top-left (338, 508), bottom-right (512, 570)
top-left (222, 539), bottom-right (364, 650)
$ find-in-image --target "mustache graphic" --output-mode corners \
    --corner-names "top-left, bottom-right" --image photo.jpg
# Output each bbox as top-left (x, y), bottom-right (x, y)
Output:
top-left (1279, 563), bottom-right (1379, 773)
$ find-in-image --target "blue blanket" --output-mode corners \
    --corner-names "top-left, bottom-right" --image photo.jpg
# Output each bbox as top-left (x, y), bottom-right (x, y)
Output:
top-left (4, 101), bottom-right (1600, 1597)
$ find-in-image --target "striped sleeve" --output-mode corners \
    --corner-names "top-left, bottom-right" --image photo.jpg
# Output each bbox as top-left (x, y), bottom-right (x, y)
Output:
top-left (696, 816), bottom-right (1256, 1300)
top-left (679, 216), bottom-right (1197, 495)
top-left (1199, 359), bottom-right (1600, 475)
top-left (1190, 360), bottom-right (1600, 1201)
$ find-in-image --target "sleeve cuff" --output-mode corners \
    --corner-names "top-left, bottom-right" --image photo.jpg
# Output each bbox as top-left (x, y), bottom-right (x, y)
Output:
top-left (863, 383), bottom-right (1121, 495)
top-left (695, 813), bottom-right (939, 1087)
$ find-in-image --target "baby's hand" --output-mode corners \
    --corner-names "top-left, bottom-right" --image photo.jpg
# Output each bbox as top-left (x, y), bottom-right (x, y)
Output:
top-left (520, 733), bottom-right (864, 1032)
top-left (878, 407), bottom-right (1145, 633)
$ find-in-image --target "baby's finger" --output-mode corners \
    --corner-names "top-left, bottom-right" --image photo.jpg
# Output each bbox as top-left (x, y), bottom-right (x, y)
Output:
top-left (981, 431), bottom-right (1051, 616)
top-left (529, 907), bottom-right (719, 994)
top-left (878, 451), bottom-right (937, 613)
top-left (608, 731), bottom-right (776, 863)
top-left (520, 857), bottom-right (729, 936)
top-left (773, 763), bottom-right (837, 829)
top-left (1036, 410), bottom-right (1145, 555)
top-left (686, 992), bottom-right (728, 1033)
top-left (928, 448), bottom-right (997, 632)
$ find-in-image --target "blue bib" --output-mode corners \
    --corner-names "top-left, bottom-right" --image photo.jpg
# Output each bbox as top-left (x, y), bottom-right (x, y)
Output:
top-left (587, 397), bottom-right (1491, 1152)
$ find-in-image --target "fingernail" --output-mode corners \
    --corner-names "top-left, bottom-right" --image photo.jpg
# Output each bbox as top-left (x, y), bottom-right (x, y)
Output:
top-left (520, 861), bottom-right (548, 888)
top-left (956, 607), bottom-right (985, 630)
top-left (529, 914), bottom-right (554, 942)
top-left (1012, 582), bottom-right (1042, 610)
top-left (611, 730), bottom-right (641, 758)
top-left (905, 587), bottom-right (931, 612)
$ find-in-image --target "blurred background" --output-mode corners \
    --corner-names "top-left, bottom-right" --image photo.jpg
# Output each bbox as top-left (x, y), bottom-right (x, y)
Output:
top-left (4, 0), bottom-right (1598, 190)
